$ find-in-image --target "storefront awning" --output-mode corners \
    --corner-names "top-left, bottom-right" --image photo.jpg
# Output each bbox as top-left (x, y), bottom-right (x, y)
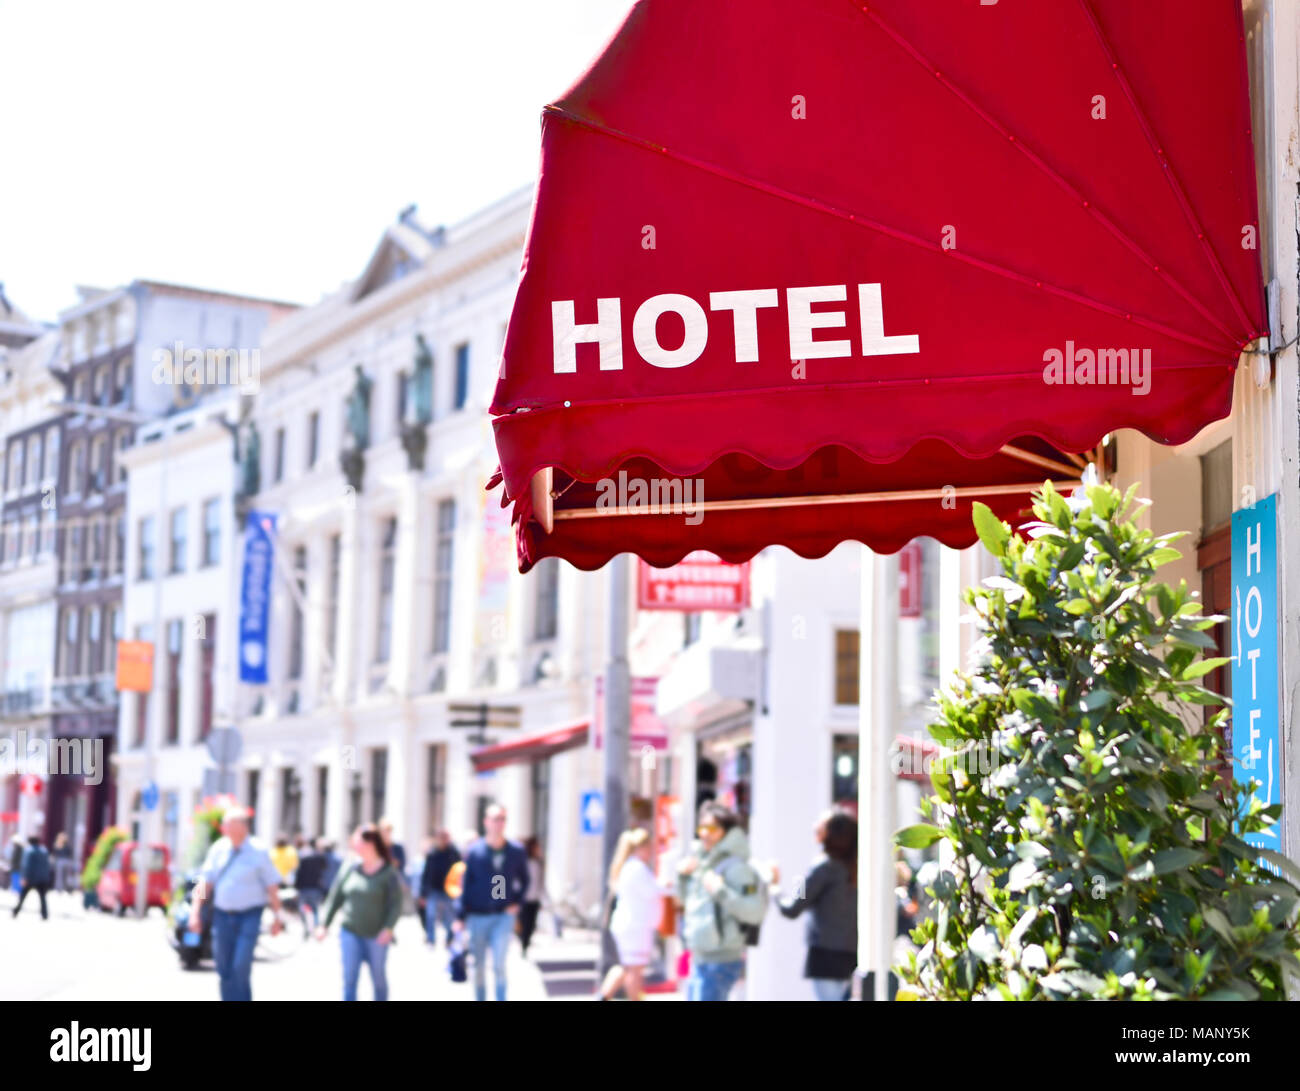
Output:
top-left (470, 719), bottom-right (589, 773)
top-left (491, 0), bottom-right (1265, 571)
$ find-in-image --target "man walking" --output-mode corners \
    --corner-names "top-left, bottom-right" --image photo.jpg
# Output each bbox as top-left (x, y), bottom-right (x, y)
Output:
top-left (454, 805), bottom-right (528, 1001)
top-left (11, 836), bottom-right (53, 920)
top-left (188, 807), bottom-right (285, 1001)
top-left (418, 830), bottom-right (461, 946)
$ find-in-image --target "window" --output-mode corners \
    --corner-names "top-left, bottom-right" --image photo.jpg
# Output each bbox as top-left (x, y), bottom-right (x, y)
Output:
top-left (115, 429), bottom-right (130, 483)
top-left (88, 435), bottom-right (107, 494)
top-left (164, 619), bottom-right (182, 745)
top-left (61, 608), bottom-right (80, 676)
top-left (369, 748), bottom-right (388, 823)
top-left (86, 606), bottom-right (102, 678)
top-left (40, 510), bottom-right (55, 556)
top-left (66, 520), bottom-right (84, 582)
top-left (115, 359), bottom-right (131, 405)
top-left (94, 365), bottom-right (110, 406)
top-left (111, 513), bottom-right (125, 576)
top-left (7, 441), bottom-right (23, 491)
top-left (202, 498), bottom-right (220, 566)
top-left (325, 534), bottom-right (341, 671)
top-left (24, 434), bottom-right (41, 489)
top-left (306, 411), bottom-right (319, 469)
top-left (168, 507), bottom-right (187, 574)
top-left (834, 628), bottom-right (860, 706)
top-left (453, 343), bottom-right (470, 410)
top-left (133, 623), bottom-right (152, 747)
top-left (21, 514), bottom-right (38, 560)
top-left (273, 426), bottom-right (285, 484)
top-left (72, 373), bottom-right (87, 405)
top-left (138, 515), bottom-right (156, 579)
top-left (425, 744), bottom-right (446, 835)
top-left (67, 441), bottom-right (85, 496)
top-left (198, 613), bottom-right (215, 741)
top-left (288, 546), bottom-right (307, 681)
top-left (432, 500), bottom-right (455, 654)
top-left (533, 557), bottom-right (559, 641)
top-left (42, 428), bottom-right (59, 482)
top-left (375, 518), bottom-right (397, 664)
top-left (89, 517), bottom-right (105, 577)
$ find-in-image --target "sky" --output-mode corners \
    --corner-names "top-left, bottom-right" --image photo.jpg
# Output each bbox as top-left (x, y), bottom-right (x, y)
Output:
top-left (0, 0), bottom-right (632, 323)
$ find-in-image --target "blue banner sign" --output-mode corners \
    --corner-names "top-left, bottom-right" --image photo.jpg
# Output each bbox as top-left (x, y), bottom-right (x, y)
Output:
top-left (238, 510), bottom-right (277, 683)
top-left (1231, 494), bottom-right (1280, 849)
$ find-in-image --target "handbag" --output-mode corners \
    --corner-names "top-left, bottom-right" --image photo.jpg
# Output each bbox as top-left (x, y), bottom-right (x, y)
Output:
top-left (448, 933), bottom-right (468, 983)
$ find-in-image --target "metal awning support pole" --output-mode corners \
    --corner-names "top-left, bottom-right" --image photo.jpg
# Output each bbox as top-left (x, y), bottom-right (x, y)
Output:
top-left (858, 545), bottom-right (899, 1000)
top-left (598, 552), bottom-right (631, 978)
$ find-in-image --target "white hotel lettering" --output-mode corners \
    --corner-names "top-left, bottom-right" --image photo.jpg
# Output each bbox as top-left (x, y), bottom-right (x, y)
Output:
top-left (551, 284), bottom-right (919, 373)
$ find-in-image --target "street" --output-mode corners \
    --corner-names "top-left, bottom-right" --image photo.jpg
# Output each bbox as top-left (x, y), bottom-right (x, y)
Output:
top-left (0, 887), bottom-right (616, 1002)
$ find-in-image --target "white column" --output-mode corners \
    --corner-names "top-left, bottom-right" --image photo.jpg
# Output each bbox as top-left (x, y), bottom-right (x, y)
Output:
top-left (858, 547), bottom-right (899, 1001)
top-left (388, 474), bottom-right (421, 696)
top-left (333, 503), bottom-right (361, 705)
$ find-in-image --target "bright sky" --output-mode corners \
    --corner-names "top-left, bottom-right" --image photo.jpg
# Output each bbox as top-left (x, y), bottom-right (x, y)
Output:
top-left (0, 0), bottom-right (631, 323)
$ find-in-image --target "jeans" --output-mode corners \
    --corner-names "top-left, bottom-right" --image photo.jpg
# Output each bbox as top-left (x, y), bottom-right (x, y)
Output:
top-left (424, 892), bottom-right (455, 945)
top-left (12, 882), bottom-right (50, 919)
top-left (812, 977), bottom-right (851, 1001)
top-left (212, 907), bottom-right (263, 1002)
top-left (467, 911), bottom-right (515, 1001)
top-left (340, 927), bottom-right (390, 1002)
top-left (686, 958), bottom-right (744, 1002)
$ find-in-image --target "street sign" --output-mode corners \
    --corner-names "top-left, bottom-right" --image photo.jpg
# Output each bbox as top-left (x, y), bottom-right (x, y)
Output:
top-left (115, 640), bottom-right (154, 693)
top-left (1231, 495), bottom-right (1280, 851)
top-left (201, 768), bottom-right (239, 797)
top-left (141, 782), bottom-right (160, 812)
top-left (580, 790), bottom-right (605, 835)
top-left (205, 727), bottom-right (243, 767)
top-left (637, 552), bottom-right (750, 612)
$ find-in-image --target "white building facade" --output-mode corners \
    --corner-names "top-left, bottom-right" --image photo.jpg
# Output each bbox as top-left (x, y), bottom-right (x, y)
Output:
top-left (240, 189), bottom-right (606, 902)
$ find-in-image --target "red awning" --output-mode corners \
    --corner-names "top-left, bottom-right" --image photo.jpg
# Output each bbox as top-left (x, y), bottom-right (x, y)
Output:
top-left (470, 720), bottom-right (589, 773)
top-left (491, 0), bottom-right (1265, 571)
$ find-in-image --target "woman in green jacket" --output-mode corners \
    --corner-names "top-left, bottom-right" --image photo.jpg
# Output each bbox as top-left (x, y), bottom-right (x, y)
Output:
top-left (316, 824), bottom-right (403, 1001)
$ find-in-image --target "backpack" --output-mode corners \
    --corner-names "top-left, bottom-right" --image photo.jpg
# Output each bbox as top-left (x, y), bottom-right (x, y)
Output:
top-left (713, 854), bottom-right (769, 947)
top-left (24, 846), bottom-right (52, 886)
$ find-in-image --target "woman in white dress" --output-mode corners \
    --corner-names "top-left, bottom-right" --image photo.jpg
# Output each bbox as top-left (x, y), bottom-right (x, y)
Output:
top-left (599, 828), bottom-right (662, 1000)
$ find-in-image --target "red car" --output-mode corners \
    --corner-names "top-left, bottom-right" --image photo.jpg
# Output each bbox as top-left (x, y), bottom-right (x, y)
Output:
top-left (97, 841), bottom-right (171, 915)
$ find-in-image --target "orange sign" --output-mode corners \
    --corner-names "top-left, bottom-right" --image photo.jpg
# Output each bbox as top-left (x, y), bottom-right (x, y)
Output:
top-left (116, 641), bottom-right (155, 693)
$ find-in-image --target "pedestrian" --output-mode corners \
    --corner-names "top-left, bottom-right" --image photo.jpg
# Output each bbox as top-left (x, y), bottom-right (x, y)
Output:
top-left (675, 802), bottom-right (767, 1002)
top-left (418, 829), bottom-right (461, 946)
top-left (293, 838), bottom-right (330, 935)
top-left (270, 835), bottom-right (298, 885)
top-left (315, 825), bottom-right (402, 1002)
top-left (51, 832), bottom-right (75, 893)
top-left (6, 834), bottom-right (24, 894)
top-left (378, 817), bottom-right (406, 876)
top-left (320, 838), bottom-right (342, 894)
top-left (769, 808), bottom-right (858, 1001)
top-left (187, 806), bottom-right (286, 1002)
top-left (519, 836), bottom-right (546, 956)
top-left (11, 835), bottom-right (53, 920)
top-left (453, 804), bottom-right (529, 1002)
top-left (599, 829), bottom-right (663, 1000)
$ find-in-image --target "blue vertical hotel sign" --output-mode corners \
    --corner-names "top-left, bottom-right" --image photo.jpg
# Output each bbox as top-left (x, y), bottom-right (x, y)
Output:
top-left (1230, 494), bottom-right (1280, 848)
top-left (239, 510), bottom-right (277, 684)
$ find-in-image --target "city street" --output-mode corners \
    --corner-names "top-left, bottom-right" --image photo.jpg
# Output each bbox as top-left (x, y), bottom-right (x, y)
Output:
top-left (0, 888), bottom-right (613, 1002)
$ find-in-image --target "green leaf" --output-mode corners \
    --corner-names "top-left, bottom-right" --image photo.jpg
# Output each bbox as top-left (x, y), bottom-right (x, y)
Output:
top-left (894, 824), bottom-right (945, 850)
top-left (1181, 656), bottom-right (1232, 681)
top-left (972, 502), bottom-right (1010, 558)
top-left (1148, 547), bottom-right (1182, 567)
top-left (1151, 848), bottom-right (1205, 875)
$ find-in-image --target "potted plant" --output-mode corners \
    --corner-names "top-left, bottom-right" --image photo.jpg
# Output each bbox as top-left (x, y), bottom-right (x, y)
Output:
top-left (896, 481), bottom-right (1300, 1000)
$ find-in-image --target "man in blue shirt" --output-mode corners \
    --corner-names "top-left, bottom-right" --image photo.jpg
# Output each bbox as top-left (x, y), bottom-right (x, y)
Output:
top-left (454, 805), bottom-right (528, 1001)
top-left (189, 807), bottom-right (284, 1001)
top-left (11, 836), bottom-right (53, 920)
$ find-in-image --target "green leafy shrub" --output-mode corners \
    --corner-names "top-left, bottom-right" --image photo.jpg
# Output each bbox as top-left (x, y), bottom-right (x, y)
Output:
top-left (81, 826), bottom-right (128, 893)
top-left (896, 481), bottom-right (1300, 1000)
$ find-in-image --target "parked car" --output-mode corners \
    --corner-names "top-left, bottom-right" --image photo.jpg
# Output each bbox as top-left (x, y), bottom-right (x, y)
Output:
top-left (96, 841), bottom-right (170, 916)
